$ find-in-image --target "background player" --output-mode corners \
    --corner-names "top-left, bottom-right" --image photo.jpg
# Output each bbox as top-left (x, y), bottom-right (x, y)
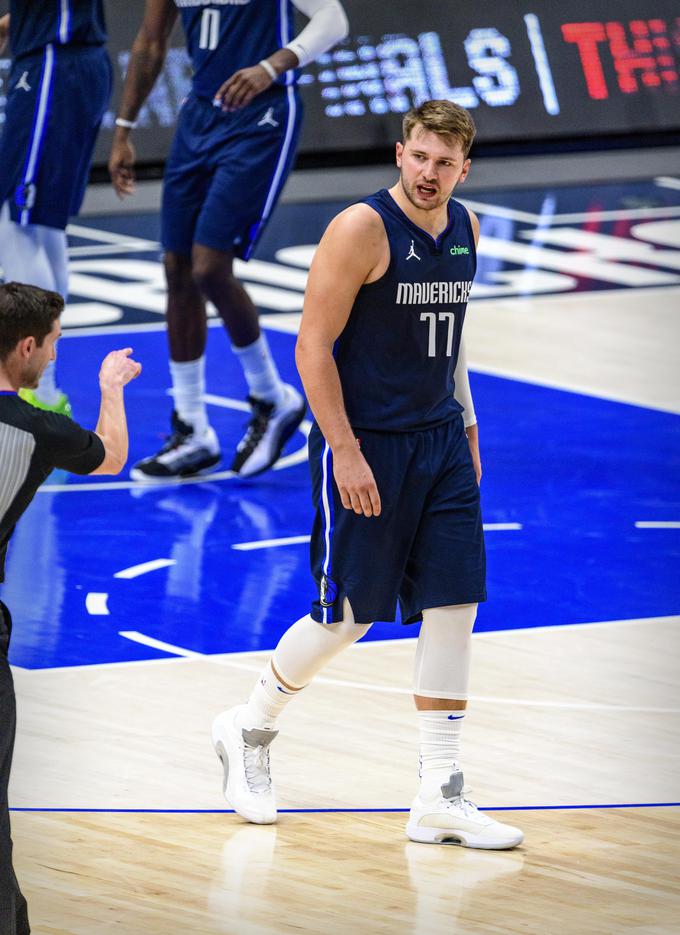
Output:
top-left (0, 282), bottom-right (141, 935)
top-left (0, 1), bottom-right (112, 417)
top-left (109, 0), bottom-right (348, 481)
top-left (211, 101), bottom-right (523, 850)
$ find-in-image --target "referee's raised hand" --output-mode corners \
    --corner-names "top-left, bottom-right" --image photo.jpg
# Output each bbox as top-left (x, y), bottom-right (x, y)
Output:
top-left (98, 348), bottom-right (142, 390)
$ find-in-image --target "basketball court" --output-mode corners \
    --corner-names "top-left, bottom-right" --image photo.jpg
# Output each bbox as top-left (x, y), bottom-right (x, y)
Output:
top-left (3, 176), bottom-right (679, 933)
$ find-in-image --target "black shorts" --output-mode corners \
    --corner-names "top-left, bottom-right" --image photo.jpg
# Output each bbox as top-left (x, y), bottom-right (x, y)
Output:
top-left (308, 417), bottom-right (487, 625)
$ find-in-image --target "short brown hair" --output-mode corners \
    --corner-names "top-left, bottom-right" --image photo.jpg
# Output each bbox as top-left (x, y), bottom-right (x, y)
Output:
top-left (403, 100), bottom-right (476, 157)
top-left (0, 282), bottom-right (63, 361)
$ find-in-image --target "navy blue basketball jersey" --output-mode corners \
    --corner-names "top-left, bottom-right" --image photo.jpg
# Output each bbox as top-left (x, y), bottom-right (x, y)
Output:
top-left (9, 0), bottom-right (107, 59)
top-left (334, 189), bottom-right (477, 432)
top-left (176, 0), bottom-right (296, 101)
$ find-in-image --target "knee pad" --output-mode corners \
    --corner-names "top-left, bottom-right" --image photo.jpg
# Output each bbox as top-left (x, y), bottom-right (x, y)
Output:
top-left (413, 603), bottom-right (477, 700)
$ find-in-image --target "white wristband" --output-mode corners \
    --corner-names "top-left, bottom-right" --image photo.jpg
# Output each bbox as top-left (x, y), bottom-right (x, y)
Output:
top-left (258, 59), bottom-right (277, 81)
top-left (115, 117), bottom-right (137, 130)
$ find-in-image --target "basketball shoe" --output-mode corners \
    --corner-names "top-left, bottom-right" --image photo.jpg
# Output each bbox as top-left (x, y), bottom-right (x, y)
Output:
top-left (19, 387), bottom-right (72, 418)
top-left (211, 705), bottom-right (278, 824)
top-left (406, 770), bottom-right (523, 850)
top-left (231, 384), bottom-right (306, 477)
top-left (130, 411), bottom-right (221, 481)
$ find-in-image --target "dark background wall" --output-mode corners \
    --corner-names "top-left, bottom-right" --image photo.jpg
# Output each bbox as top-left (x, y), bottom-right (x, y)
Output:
top-left (1, 0), bottom-right (679, 168)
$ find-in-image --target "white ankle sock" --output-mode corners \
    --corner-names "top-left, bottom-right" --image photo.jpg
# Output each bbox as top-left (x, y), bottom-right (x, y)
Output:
top-left (417, 709), bottom-right (466, 800)
top-left (232, 333), bottom-right (285, 407)
top-left (35, 360), bottom-right (61, 405)
top-left (238, 660), bottom-right (304, 730)
top-left (169, 357), bottom-right (208, 435)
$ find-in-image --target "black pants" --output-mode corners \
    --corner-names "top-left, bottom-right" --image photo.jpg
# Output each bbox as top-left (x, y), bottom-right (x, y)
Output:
top-left (0, 602), bottom-right (29, 935)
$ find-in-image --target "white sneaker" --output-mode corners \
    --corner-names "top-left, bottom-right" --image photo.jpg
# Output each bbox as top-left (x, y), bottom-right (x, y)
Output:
top-left (406, 771), bottom-right (523, 850)
top-left (230, 384), bottom-right (306, 477)
top-left (130, 411), bottom-right (221, 481)
top-left (211, 705), bottom-right (278, 824)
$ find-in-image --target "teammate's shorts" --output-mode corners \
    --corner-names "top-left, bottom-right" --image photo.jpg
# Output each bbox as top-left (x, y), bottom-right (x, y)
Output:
top-left (308, 417), bottom-right (487, 625)
top-left (161, 86), bottom-right (303, 259)
top-left (0, 44), bottom-right (112, 229)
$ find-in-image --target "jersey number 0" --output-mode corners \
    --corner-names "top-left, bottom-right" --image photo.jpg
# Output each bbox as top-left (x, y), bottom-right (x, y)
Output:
top-left (199, 8), bottom-right (220, 51)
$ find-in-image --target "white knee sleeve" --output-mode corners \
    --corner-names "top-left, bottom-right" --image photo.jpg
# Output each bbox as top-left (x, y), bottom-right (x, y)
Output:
top-left (413, 603), bottom-right (477, 700)
top-left (0, 202), bottom-right (68, 298)
top-left (273, 599), bottom-right (372, 688)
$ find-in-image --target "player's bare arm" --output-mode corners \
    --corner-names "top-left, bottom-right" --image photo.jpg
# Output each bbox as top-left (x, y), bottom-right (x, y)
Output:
top-left (214, 48), bottom-right (299, 113)
top-left (108, 0), bottom-right (178, 198)
top-left (213, 0), bottom-right (349, 112)
top-left (296, 204), bottom-right (386, 518)
top-left (0, 14), bottom-right (9, 56)
top-left (91, 349), bottom-right (142, 474)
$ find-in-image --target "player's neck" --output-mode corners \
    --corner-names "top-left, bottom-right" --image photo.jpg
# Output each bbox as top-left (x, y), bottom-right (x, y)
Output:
top-left (389, 182), bottom-right (449, 239)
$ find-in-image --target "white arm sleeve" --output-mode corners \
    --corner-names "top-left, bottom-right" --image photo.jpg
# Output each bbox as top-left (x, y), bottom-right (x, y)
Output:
top-left (288, 0), bottom-right (349, 68)
top-left (453, 333), bottom-right (477, 428)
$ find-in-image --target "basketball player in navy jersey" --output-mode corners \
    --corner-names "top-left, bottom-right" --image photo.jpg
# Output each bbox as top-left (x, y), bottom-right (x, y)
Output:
top-left (109, 0), bottom-right (348, 480)
top-left (212, 100), bottom-right (524, 850)
top-left (0, 1), bottom-right (112, 417)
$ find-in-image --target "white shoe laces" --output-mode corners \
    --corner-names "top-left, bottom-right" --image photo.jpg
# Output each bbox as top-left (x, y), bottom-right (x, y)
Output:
top-left (445, 792), bottom-right (479, 819)
top-left (243, 743), bottom-right (272, 794)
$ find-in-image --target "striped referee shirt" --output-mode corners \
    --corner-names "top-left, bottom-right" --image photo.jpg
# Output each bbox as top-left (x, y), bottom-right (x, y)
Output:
top-left (0, 391), bottom-right (104, 582)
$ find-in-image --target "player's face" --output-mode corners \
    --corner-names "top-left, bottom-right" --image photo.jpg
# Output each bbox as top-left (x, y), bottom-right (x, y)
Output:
top-left (396, 126), bottom-right (471, 212)
top-left (21, 319), bottom-right (60, 389)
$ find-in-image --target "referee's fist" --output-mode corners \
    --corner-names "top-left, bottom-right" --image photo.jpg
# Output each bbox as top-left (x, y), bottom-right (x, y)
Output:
top-left (99, 348), bottom-right (142, 390)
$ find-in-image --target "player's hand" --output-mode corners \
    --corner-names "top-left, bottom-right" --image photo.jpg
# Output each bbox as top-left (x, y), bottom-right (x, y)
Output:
top-left (213, 63), bottom-right (274, 112)
top-left (108, 136), bottom-right (137, 199)
top-left (99, 349), bottom-right (142, 390)
top-left (466, 424), bottom-right (482, 485)
top-left (0, 15), bottom-right (9, 57)
top-left (333, 443), bottom-right (381, 518)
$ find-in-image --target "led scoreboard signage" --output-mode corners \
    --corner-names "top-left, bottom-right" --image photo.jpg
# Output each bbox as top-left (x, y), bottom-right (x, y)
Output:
top-left (0, 0), bottom-right (678, 165)
top-left (300, 0), bottom-right (680, 150)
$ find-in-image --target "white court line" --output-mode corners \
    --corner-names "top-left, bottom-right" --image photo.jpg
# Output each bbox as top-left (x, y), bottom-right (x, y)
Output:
top-left (232, 524), bottom-right (522, 552)
top-left (655, 176), bottom-right (680, 191)
top-left (461, 199), bottom-right (680, 225)
top-left (635, 521), bottom-right (680, 529)
top-left (233, 535), bottom-right (311, 551)
top-left (85, 593), bottom-right (109, 616)
top-left (18, 615), bottom-right (677, 675)
top-left (116, 626), bottom-right (680, 712)
top-left (114, 559), bottom-right (176, 579)
top-left (66, 223), bottom-right (159, 250)
top-left (119, 631), bottom-right (204, 658)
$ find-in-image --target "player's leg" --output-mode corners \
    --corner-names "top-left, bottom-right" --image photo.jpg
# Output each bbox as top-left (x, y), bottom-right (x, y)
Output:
top-left (405, 603), bottom-right (523, 849)
top-left (130, 95), bottom-right (220, 481)
top-left (401, 419), bottom-right (522, 849)
top-left (130, 250), bottom-right (221, 481)
top-left (191, 243), bottom-right (305, 476)
top-left (0, 203), bottom-right (72, 414)
top-left (192, 90), bottom-right (305, 477)
top-left (0, 604), bottom-right (30, 935)
top-left (211, 601), bottom-right (372, 823)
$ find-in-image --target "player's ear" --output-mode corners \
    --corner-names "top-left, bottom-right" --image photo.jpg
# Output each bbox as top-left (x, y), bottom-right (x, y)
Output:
top-left (460, 158), bottom-right (471, 182)
top-left (395, 141), bottom-right (404, 168)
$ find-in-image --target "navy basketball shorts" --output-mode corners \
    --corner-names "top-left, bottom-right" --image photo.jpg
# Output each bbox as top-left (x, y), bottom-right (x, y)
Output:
top-left (161, 86), bottom-right (303, 259)
top-left (308, 417), bottom-right (487, 625)
top-left (0, 44), bottom-right (112, 229)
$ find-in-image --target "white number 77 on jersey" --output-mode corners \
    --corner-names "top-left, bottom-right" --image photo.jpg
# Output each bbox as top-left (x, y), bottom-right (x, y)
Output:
top-left (420, 312), bottom-right (456, 357)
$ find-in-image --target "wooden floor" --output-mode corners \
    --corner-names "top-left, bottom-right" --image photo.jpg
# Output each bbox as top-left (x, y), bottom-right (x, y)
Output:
top-left (12, 808), bottom-right (680, 935)
top-left (10, 616), bottom-right (680, 934)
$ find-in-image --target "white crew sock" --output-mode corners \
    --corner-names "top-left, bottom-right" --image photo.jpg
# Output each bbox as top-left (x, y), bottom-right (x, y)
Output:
top-left (169, 357), bottom-right (208, 435)
top-left (417, 709), bottom-right (466, 801)
top-left (238, 660), bottom-right (304, 730)
top-left (232, 333), bottom-right (285, 407)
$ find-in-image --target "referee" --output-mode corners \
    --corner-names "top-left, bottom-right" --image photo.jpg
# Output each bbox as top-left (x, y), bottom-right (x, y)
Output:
top-left (0, 282), bottom-right (141, 935)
